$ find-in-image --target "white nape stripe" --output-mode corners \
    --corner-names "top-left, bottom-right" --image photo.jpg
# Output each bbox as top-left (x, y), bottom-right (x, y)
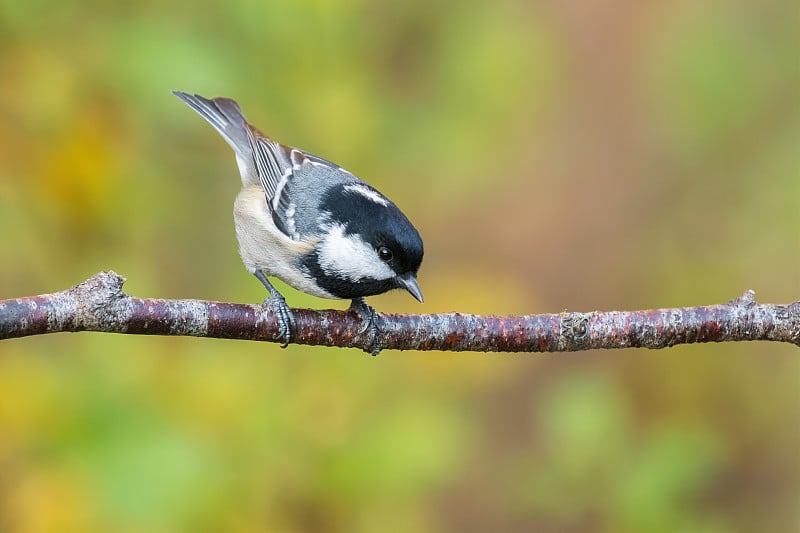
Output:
top-left (343, 183), bottom-right (390, 207)
top-left (318, 223), bottom-right (395, 282)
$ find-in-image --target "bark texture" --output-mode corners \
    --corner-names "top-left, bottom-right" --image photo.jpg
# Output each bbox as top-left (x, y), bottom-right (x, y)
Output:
top-left (1, 271), bottom-right (798, 354)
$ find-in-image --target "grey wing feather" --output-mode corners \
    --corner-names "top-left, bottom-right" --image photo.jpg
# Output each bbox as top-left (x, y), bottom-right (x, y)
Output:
top-left (250, 139), bottom-right (339, 239)
top-left (249, 134), bottom-right (294, 202)
top-left (174, 90), bottom-right (356, 241)
top-left (173, 92), bottom-right (292, 209)
top-left (266, 146), bottom-right (359, 240)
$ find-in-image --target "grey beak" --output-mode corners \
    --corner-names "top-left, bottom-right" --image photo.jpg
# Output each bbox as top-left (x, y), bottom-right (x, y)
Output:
top-left (397, 274), bottom-right (424, 303)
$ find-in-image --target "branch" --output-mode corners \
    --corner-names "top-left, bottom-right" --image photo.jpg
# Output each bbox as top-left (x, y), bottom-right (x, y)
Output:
top-left (1, 271), bottom-right (799, 354)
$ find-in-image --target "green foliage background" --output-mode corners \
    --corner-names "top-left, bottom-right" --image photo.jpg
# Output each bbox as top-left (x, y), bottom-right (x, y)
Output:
top-left (1, 1), bottom-right (799, 531)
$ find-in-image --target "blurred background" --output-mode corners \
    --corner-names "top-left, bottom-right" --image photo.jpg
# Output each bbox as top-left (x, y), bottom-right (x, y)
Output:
top-left (1, 0), bottom-right (799, 531)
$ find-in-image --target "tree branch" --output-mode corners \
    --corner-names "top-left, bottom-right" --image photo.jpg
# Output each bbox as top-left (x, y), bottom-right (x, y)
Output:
top-left (1, 271), bottom-right (798, 354)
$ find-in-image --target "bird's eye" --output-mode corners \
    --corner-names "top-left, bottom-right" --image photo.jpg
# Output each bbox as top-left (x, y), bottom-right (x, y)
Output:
top-left (378, 246), bottom-right (393, 262)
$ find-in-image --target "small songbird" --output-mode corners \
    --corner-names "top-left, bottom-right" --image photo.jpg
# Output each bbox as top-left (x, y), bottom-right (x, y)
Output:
top-left (173, 92), bottom-right (424, 348)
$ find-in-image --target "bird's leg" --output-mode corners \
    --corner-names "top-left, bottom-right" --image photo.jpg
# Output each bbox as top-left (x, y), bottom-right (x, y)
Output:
top-left (349, 297), bottom-right (383, 356)
top-left (254, 271), bottom-right (295, 348)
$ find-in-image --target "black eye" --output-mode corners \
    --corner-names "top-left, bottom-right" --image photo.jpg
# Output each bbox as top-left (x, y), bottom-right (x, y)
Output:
top-left (378, 246), bottom-right (393, 262)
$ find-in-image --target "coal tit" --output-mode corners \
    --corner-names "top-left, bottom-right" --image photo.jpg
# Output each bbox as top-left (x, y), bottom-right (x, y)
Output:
top-left (173, 92), bottom-right (424, 347)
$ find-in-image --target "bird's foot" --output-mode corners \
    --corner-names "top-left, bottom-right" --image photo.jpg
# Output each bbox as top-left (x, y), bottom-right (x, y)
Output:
top-left (349, 298), bottom-right (383, 356)
top-left (263, 294), bottom-right (295, 348)
top-left (254, 271), bottom-right (296, 348)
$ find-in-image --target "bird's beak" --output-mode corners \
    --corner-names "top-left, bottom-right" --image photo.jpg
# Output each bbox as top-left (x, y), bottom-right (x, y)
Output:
top-left (397, 274), bottom-right (424, 303)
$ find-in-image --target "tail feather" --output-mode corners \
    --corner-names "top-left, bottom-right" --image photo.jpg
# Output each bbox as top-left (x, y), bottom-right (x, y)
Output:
top-left (173, 91), bottom-right (257, 184)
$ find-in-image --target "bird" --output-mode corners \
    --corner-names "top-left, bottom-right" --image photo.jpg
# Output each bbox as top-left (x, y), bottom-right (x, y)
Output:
top-left (173, 92), bottom-right (424, 350)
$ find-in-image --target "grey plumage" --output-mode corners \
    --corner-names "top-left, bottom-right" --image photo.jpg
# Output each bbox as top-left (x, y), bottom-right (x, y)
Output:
top-left (173, 91), bottom-right (363, 241)
top-left (173, 91), bottom-right (424, 349)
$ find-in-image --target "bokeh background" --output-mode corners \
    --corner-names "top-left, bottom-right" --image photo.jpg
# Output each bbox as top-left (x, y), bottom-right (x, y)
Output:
top-left (1, 0), bottom-right (799, 531)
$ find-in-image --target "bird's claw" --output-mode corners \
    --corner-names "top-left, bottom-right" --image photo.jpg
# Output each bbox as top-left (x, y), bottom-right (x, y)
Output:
top-left (349, 298), bottom-right (383, 355)
top-left (264, 295), bottom-right (295, 348)
top-left (254, 271), bottom-right (295, 348)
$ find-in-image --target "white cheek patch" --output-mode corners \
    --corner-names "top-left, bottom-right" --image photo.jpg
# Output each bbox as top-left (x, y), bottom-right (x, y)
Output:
top-left (318, 224), bottom-right (395, 282)
top-left (344, 183), bottom-right (390, 207)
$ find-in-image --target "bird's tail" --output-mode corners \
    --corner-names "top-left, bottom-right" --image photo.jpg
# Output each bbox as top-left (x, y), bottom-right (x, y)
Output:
top-left (173, 91), bottom-right (258, 185)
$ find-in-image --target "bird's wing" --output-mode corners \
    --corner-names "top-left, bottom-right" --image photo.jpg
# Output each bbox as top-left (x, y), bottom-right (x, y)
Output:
top-left (247, 130), bottom-right (355, 241)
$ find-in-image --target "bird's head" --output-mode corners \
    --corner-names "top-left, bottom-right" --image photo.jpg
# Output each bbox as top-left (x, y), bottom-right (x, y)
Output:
top-left (310, 182), bottom-right (424, 302)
